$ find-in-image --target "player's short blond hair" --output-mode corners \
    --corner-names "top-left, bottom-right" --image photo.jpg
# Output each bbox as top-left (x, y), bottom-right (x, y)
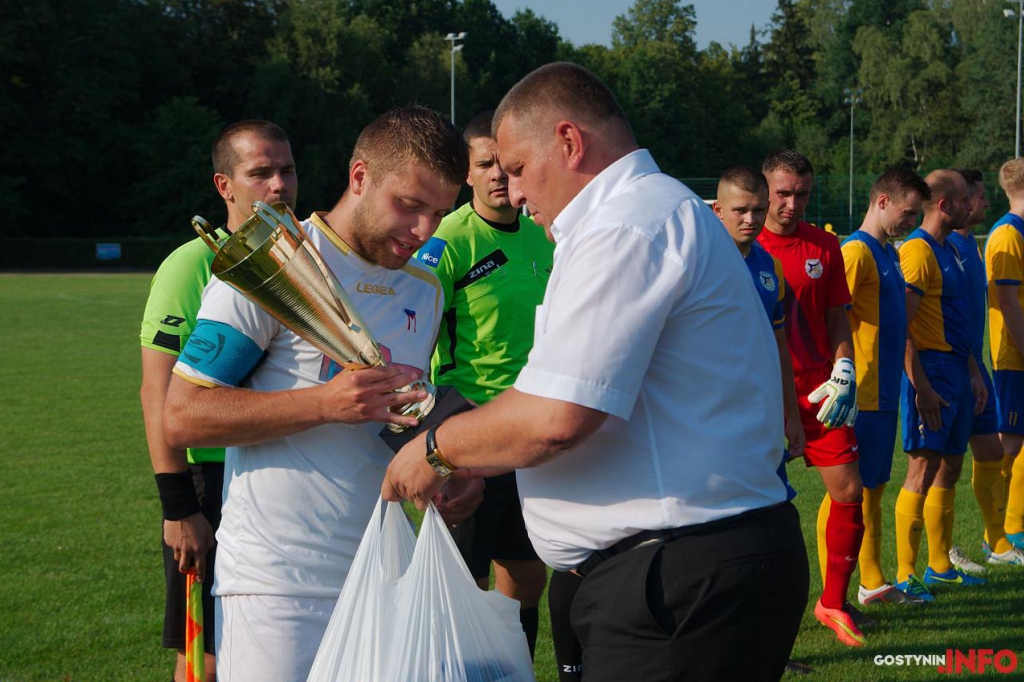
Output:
top-left (999, 158), bottom-right (1024, 198)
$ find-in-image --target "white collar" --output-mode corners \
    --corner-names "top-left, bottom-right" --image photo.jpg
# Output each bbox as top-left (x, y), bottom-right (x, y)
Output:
top-left (550, 149), bottom-right (660, 242)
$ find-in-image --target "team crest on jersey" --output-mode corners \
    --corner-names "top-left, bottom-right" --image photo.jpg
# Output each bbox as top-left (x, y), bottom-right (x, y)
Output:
top-left (404, 308), bottom-right (417, 332)
top-left (759, 271), bottom-right (776, 292)
top-left (805, 258), bottom-right (823, 279)
top-left (955, 256), bottom-right (965, 272)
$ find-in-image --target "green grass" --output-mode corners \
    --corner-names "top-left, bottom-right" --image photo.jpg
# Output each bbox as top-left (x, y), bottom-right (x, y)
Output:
top-left (1, 273), bottom-right (1021, 681)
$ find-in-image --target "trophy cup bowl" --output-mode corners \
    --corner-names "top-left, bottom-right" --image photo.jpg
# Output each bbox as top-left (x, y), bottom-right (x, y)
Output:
top-left (192, 201), bottom-right (444, 437)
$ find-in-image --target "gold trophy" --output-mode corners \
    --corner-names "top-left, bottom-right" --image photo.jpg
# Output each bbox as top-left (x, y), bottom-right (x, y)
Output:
top-left (192, 201), bottom-right (466, 444)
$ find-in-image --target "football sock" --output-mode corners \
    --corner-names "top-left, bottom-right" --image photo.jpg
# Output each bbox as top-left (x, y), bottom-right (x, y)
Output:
top-left (520, 605), bottom-right (539, 659)
top-left (858, 484), bottom-right (886, 591)
top-left (1003, 450), bottom-right (1011, 499)
top-left (822, 498), bottom-right (864, 609)
top-left (973, 459), bottom-right (1010, 553)
top-left (1006, 452), bottom-right (1024, 536)
top-left (816, 493), bottom-right (830, 584)
top-left (924, 486), bottom-right (955, 573)
top-left (895, 488), bottom-right (926, 583)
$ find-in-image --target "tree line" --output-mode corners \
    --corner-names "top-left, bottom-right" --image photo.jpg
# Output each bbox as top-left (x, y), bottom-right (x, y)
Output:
top-left (2, 0), bottom-right (1018, 238)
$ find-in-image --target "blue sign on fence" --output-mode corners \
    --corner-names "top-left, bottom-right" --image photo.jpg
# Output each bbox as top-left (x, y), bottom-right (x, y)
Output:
top-left (96, 243), bottom-right (122, 261)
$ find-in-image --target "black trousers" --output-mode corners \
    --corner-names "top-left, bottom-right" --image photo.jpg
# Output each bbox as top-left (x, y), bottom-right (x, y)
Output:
top-left (554, 502), bottom-right (808, 682)
top-left (549, 569), bottom-right (584, 682)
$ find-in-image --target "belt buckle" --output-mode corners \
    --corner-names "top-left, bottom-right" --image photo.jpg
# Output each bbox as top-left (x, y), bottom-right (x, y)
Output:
top-left (634, 537), bottom-right (666, 550)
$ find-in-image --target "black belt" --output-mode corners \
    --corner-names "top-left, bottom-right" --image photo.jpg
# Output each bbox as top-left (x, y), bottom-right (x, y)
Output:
top-left (570, 502), bottom-right (786, 578)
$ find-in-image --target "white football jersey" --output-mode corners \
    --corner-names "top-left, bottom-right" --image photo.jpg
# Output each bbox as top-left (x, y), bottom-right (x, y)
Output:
top-left (174, 214), bottom-right (443, 598)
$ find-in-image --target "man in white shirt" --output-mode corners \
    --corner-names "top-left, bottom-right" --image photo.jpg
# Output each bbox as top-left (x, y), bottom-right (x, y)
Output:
top-left (383, 63), bottom-right (809, 682)
top-left (163, 106), bottom-right (476, 682)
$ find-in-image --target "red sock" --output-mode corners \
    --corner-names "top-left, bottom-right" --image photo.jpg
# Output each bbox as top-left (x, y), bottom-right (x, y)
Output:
top-left (821, 499), bottom-right (864, 609)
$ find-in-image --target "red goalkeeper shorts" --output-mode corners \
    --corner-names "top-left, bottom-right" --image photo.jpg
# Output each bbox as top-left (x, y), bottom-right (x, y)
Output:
top-left (794, 367), bottom-right (859, 468)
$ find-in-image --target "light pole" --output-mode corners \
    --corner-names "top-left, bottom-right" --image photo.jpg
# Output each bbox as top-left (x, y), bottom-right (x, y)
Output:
top-left (1005, 1), bottom-right (1023, 157)
top-left (444, 32), bottom-right (467, 124)
top-left (844, 87), bottom-right (863, 234)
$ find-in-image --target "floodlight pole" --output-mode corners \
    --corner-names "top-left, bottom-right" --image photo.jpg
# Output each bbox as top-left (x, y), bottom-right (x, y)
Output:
top-left (1010, 2), bottom-right (1024, 157)
top-left (844, 88), bottom-right (863, 234)
top-left (444, 32), bottom-right (467, 125)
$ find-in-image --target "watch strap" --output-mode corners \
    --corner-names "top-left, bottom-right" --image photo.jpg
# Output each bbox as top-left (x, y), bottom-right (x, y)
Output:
top-left (425, 425), bottom-right (457, 478)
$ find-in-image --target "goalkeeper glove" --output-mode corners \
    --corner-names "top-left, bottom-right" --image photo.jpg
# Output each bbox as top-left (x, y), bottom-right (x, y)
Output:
top-left (808, 358), bottom-right (858, 428)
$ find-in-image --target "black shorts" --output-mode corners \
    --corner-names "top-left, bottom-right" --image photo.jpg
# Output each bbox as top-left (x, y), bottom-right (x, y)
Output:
top-left (450, 472), bottom-right (539, 579)
top-left (161, 463), bottom-right (223, 652)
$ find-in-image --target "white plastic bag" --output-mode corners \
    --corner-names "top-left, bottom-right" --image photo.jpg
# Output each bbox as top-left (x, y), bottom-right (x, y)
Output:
top-left (307, 497), bottom-right (536, 682)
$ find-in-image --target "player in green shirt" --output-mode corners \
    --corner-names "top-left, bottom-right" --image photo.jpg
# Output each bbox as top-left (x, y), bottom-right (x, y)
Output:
top-left (415, 110), bottom-right (553, 658)
top-left (139, 120), bottom-right (297, 682)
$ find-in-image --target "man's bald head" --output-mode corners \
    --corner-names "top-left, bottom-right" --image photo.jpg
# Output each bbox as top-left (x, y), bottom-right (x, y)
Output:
top-left (922, 169), bottom-right (967, 215)
top-left (920, 168), bottom-right (972, 232)
top-left (493, 62), bottom-right (636, 149)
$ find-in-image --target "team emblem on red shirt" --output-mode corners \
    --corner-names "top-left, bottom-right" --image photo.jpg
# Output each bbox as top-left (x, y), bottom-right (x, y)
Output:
top-left (805, 258), bottom-right (823, 279)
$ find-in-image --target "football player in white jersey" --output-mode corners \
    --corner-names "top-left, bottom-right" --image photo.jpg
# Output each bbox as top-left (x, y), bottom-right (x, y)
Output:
top-left (164, 106), bottom-right (477, 682)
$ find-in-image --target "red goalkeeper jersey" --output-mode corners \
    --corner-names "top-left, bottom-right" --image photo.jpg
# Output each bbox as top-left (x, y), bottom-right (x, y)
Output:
top-left (758, 221), bottom-right (851, 374)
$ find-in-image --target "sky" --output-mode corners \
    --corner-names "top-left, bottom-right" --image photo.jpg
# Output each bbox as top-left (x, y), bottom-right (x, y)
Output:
top-left (488, 0), bottom-right (778, 50)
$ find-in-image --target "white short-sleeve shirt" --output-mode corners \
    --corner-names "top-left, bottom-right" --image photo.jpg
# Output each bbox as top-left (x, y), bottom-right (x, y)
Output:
top-left (514, 150), bottom-right (788, 571)
top-left (174, 214), bottom-right (443, 598)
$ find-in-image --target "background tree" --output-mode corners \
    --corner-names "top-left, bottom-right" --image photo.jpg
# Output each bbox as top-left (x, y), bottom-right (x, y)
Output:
top-left (3, 0), bottom-right (1020, 241)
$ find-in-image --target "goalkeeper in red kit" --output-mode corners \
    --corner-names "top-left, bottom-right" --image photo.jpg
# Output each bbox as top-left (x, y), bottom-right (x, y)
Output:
top-left (757, 150), bottom-right (868, 647)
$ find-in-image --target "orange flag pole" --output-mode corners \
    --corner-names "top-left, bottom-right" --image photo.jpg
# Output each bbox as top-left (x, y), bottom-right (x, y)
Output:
top-left (185, 569), bottom-right (205, 682)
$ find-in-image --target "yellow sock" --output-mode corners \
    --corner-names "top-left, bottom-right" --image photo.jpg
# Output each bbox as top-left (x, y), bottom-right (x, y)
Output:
top-left (1003, 453), bottom-right (1015, 501)
top-left (859, 484), bottom-right (886, 590)
top-left (895, 488), bottom-right (926, 583)
top-left (924, 487), bottom-right (955, 573)
top-left (973, 459), bottom-right (1011, 553)
top-left (816, 492), bottom-right (830, 585)
top-left (1006, 453), bottom-right (1024, 535)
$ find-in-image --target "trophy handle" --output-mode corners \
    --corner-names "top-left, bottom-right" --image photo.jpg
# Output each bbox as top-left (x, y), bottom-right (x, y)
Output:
top-left (192, 215), bottom-right (221, 254)
top-left (250, 201), bottom-right (388, 370)
top-left (252, 202), bottom-right (337, 283)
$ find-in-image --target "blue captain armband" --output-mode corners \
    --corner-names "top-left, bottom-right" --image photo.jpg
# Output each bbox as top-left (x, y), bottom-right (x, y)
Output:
top-left (178, 320), bottom-right (265, 386)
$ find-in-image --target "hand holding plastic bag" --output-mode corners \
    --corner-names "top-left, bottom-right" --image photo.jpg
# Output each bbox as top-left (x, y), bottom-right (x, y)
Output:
top-left (307, 497), bottom-right (536, 682)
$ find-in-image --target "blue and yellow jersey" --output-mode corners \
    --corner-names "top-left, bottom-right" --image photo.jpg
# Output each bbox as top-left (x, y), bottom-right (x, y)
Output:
top-left (745, 242), bottom-right (785, 329)
top-left (899, 228), bottom-right (971, 361)
top-left (842, 231), bottom-right (906, 411)
top-left (986, 213), bottom-right (1024, 370)
top-left (948, 230), bottom-right (987, 362)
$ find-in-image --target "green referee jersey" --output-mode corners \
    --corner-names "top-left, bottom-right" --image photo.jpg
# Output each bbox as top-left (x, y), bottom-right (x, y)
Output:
top-left (416, 203), bottom-right (554, 405)
top-left (140, 231), bottom-right (227, 464)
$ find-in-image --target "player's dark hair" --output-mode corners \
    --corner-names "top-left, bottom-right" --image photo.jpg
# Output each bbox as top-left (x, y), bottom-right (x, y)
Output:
top-left (953, 168), bottom-right (984, 186)
top-left (463, 110), bottom-right (496, 144)
top-left (718, 165), bottom-right (768, 198)
top-left (493, 62), bottom-right (634, 142)
top-left (350, 105), bottom-right (468, 186)
top-left (869, 166), bottom-right (931, 203)
top-left (762, 149), bottom-right (814, 177)
top-left (212, 120), bottom-right (290, 176)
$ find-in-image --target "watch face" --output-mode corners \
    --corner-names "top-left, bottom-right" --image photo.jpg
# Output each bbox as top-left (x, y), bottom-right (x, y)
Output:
top-left (426, 452), bottom-right (452, 478)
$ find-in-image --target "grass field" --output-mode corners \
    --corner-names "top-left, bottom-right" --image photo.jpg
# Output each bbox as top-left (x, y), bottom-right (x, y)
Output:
top-left (1, 272), bottom-right (1022, 681)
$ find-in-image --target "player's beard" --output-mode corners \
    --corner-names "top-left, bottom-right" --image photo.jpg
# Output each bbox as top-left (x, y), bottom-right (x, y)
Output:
top-left (347, 196), bottom-right (410, 271)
